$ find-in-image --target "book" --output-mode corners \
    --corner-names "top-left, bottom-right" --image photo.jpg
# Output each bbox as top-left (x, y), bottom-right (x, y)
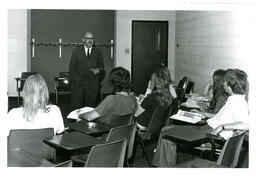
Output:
top-left (181, 99), bottom-right (201, 109)
top-left (170, 110), bottom-right (205, 124)
top-left (67, 107), bottom-right (94, 119)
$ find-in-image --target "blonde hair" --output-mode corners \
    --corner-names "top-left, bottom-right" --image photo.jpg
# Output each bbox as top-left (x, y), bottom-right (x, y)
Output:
top-left (22, 74), bottom-right (49, 121)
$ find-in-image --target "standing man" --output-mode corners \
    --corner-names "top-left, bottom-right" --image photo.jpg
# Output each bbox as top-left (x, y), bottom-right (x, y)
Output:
top-left (69, 32), bottom-right (104, 110)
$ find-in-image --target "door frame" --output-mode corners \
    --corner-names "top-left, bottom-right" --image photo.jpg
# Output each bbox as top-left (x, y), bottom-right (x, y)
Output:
top-left (131, 20), bottom-right (169, 92)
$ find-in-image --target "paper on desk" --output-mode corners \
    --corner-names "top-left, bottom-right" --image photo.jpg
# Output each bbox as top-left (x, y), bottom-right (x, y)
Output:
top-left (185, 93), bottom-right (210, 102)
top-left (67, 107), bottom-right (94, 119)
top-left (181, 99), bottom-right (201, 109)
top-left (170, 110), bottom-right (205, 124)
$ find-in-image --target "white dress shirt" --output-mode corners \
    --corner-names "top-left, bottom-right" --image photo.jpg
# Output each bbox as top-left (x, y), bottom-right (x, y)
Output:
top-left (84, 46), bottom-right (92, 56)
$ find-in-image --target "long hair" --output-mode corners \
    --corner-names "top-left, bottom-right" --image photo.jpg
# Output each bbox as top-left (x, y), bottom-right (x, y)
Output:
top-left (150, 64), bottom-right (172, 92)
top-left (153, 69), bottom-right (173, 106)
top-left (225, 69), bottom-right (248, 95)
top-left (108, 67), bottom-right (132, 93)
top-left (212, 69), bottom-right (226, 97)
top-left (209, 69), bottom-right (227, 110)
top-left (22, 74), bottom-right (49, 122)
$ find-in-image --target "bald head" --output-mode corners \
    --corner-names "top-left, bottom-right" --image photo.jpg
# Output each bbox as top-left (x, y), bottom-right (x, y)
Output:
top-left (82, 32), bottom-right (94, 48)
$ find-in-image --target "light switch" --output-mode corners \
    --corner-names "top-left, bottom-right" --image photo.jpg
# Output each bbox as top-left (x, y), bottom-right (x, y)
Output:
top-left (125, 48), bottom-right (130, 54)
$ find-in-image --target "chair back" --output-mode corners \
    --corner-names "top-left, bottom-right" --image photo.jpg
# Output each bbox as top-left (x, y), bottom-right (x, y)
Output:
top-left (177, 76), bottom-right (188, 89)
top-left (143, 105), bottom-right (172, 140)
top-left (20, 72), bottom-right (37, 90)
top-left (8, 128), bottom-right (54, 162)
top-left (175, 76), bottom-right (188, 103)
top-left (85, 139), bottom-right (127, 167)
top-left (185, 81), bottom-right (194, 95)
top-left (54, 160), bottom-right (73, 167)
top-left (217, 131), bottom-right (246, 167)
top-left (169, 97), bottom-right (179, 116)
top-left (182, 81), bottom-right (195, 102)
top-left (109, 113), bottom-right (134, 127)
top-left (106, 124), bottom-right (136, 160)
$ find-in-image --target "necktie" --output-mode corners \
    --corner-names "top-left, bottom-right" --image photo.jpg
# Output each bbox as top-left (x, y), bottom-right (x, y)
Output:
top-left (87, 48), bottom-right (90, 56)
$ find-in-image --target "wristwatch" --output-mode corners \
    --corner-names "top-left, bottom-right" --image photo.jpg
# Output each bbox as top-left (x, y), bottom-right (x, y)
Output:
top-left (221, 125), bottom-right (225, 130)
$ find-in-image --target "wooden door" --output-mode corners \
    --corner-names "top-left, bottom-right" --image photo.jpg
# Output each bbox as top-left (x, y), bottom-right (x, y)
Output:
top-left (132, 21), bottom-right (168, 94)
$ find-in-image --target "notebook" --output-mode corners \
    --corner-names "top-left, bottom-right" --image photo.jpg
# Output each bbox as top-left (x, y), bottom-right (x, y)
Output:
top-left (170, 110), bottom-right (206, 124)
top-left (67, 107), bottom-right (94, 119)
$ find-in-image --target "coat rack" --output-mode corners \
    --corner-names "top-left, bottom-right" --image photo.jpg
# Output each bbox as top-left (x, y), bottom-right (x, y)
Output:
top-left (31, 38), bottom-right (114, 59)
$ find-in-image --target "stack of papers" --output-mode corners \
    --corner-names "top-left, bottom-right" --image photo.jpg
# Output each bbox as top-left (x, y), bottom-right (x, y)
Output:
top-left (185, 93), bottom-right (210, 102)
top-left (170, 110), bottom-right (205, 124)
top-left (67, 107), bottom-right (94, 119)
top-left (181, 99), bottom-right (201, 109)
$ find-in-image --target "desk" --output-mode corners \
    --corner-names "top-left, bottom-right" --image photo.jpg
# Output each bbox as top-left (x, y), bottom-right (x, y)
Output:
top-left (8, 149), bottom-right (54, 167)
top-left (162, 126), bottom-right (220, 158)
top-left (68, 120), bottom-right (112, 136)
top-left (43, 132), bottom-right (102, 151)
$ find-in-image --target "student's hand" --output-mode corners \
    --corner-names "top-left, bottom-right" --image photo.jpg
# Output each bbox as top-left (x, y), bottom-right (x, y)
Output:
top-left (190, 109), bottom-right (200, 113)
top-left (90, 68), bottom-right (100, 74)
top-left (211, 126), bottom-right (223, 135)
top-left (78, 114), bottom-right (85, 121)
top-left (138, 94), bottom-right (145, 100)
top-left (197, 101), bottom-right (208, 112)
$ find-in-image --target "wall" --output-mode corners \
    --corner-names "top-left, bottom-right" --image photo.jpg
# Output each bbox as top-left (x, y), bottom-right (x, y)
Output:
top-left (175, 11), bottom-right (255, 96)
top-left (30, 10), bottom-right (114, 94)
top-left (115, 10), bottom-right (176, 79)
top-left (7, 10), bottom-right (176, 97)
top-left (8, 9), bottom-right (30, 96)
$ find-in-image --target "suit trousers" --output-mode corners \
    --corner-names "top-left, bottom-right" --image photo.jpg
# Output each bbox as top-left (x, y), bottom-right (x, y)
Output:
top-left (70, 86), bottom-right (98, 110)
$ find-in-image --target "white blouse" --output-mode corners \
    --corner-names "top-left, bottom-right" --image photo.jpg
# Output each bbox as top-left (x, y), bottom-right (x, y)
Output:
top-left (207, 94), bottom-right (249, 139)
top-left (5, 104), bottom-right (65, 136)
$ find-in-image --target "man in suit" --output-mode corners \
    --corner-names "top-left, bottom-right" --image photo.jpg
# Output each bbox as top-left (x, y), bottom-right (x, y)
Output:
top-left (69, 32), bottom-right (104, 110)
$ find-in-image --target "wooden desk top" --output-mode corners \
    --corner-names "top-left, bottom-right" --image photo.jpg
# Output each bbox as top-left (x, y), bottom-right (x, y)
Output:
top-left (43, 132), bottom-right (103, 151)
top-left (68, 120), bottom-right (112, 136)
top-left (8, 149), bottom-right (54, 167)
top-left (162, 126), bottom-right (219, 145)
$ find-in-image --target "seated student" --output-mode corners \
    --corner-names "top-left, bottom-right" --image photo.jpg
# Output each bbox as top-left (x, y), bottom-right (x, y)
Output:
top-left (135, 67), bottom-right (173, 131)
top-left (78, 67), bottom-right (137, 124)
top-left (145, 64), bottom-right (177, 99)
top-left (152, 69), bottom-right (249, 167)
top-left (5, 74), bottom-right (65, 135)
top-left (197, 69), bottom-right (228, 115)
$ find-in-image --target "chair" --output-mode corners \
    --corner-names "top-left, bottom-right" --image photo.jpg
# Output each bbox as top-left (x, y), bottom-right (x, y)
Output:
top-left (177, 131), bottom-right (246, 168)
top-left (54, 72), bottom-right (71, 104)
top-left (54, 160), bottom-right (73, 167)
top-left (106, 124), bottom-right (137, 166)
top-left (109, 113), bottom-right (134, 127)
top-left (136, 105), bottom-right (172, 166)
top-left (169, 97), bottom-right (179, 116)
top-left (175, 76), bottom-right (188, 103)
top-left (176, 76), bottom-right (188, 89)
top-left (15, 72), bottom-right (37, 104)
top-left (176, 77), bottom-right (194, 103)
top-left (71, 124), bottom-right (136, 167)
top-left (84, 139), bottom-right (127, 167)
top-left (8, 128), bottom-right (55, 166)
top-left (185, 81), bottom-right (194, 95)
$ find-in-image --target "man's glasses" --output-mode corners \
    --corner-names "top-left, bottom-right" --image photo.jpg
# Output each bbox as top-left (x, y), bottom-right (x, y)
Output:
top-left (84, 37), bottom-right (94, 40)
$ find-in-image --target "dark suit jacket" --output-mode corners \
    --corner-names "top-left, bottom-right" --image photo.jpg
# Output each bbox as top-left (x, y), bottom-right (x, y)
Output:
top-left (69, 46), bottom-right (104, 93)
